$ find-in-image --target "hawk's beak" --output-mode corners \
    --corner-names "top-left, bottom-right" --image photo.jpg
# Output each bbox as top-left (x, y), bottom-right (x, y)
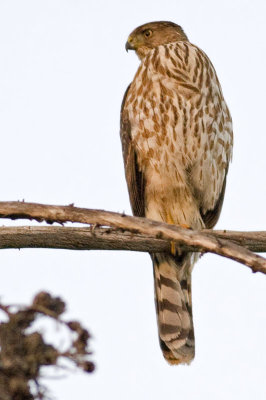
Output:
top-left (125, 36), bottom-right (135, 52)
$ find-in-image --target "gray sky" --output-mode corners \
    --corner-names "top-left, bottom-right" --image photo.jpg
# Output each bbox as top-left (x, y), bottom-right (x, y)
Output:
top-left (0, 0), bottom-right (265, 399)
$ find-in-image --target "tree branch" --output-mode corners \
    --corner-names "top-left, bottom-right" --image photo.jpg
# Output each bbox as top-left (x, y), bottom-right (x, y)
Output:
top-left (1, 226), bottom-right (266, 253)
top-left (0, 201), bottom-right (265, 274)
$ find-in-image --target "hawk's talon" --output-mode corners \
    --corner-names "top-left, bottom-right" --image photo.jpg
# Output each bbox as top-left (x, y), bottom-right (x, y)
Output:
top-left (180, 223), bottom-right (191, 229)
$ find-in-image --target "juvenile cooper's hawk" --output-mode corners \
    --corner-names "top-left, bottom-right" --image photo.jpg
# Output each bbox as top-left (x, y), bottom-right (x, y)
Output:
top-left (120, 21), bottom-right (233, 365)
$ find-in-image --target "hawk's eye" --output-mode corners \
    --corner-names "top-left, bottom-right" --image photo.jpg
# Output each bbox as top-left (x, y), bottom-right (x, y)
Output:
top-left (144, 29), bottom-right (152, 38)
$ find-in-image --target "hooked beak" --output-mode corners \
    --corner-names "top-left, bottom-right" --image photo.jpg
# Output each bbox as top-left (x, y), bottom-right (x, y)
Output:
top-left (125, 36), bottom-right (135, 52)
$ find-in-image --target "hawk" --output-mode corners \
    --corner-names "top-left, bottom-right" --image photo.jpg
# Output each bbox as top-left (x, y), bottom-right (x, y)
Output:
top-left (120, 21), bottom-right (233, 365)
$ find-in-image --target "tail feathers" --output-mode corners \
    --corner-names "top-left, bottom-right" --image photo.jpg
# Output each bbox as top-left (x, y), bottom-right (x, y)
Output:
top-left (152, 252), bottom-right (195, 365)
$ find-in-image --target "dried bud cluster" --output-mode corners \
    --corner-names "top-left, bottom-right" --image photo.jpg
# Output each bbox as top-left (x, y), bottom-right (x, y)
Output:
top-left (0, 292), bottom-right (94, 400)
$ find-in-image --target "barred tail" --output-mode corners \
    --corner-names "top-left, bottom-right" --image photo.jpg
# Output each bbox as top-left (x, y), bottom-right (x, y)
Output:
top-left (152, 252), bottom-right (195, 365)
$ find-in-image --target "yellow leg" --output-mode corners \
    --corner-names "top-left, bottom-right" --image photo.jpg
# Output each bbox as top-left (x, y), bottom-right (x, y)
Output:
top-left (171, 241), bottom-right (176, 255)
top-left (166, 212), bottom-right (190, 256)
top-left (166, 212), bottom-right (177, 255)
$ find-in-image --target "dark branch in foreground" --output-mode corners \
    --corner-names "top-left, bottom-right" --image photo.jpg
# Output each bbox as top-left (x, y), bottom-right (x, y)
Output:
top-left (0, 201), bottom-right (265, 274)
top-left (0, 291), bottom-right (94, 400)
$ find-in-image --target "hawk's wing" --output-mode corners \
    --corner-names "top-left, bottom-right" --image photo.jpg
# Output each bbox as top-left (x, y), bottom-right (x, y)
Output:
top-left (120, 85), bottom-right (146, 217)
top-left (177, 45), bottom-right (233, 230)
top-left (199, 174), bottom-right (227, 229)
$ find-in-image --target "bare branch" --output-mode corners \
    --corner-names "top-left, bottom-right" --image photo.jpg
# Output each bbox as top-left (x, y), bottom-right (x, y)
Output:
top-left (0, 226), bottom-right (266, 253)
top-left (0, 201), bottom-right (265, 274)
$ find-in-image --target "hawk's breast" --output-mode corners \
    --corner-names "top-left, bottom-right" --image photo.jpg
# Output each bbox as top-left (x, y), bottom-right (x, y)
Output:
top-left (124, 41), bottom-right (233, 220)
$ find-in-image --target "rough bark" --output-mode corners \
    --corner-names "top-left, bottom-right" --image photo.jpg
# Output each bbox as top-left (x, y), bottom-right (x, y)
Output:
top-left (0, 201), bottom-right (265, 274)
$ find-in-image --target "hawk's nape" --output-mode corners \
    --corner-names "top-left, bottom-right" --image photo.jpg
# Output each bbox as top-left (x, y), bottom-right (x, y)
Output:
top-left (120, 21), bottom-right (233, 364)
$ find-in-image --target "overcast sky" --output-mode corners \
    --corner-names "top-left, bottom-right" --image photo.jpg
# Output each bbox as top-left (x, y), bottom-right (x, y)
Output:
top-left (0, 0), bottom-right (265, 399)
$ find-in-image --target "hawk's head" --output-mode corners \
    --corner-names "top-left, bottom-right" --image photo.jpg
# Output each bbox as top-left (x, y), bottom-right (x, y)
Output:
top-left (125, 21), bottom-right (188, 59)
